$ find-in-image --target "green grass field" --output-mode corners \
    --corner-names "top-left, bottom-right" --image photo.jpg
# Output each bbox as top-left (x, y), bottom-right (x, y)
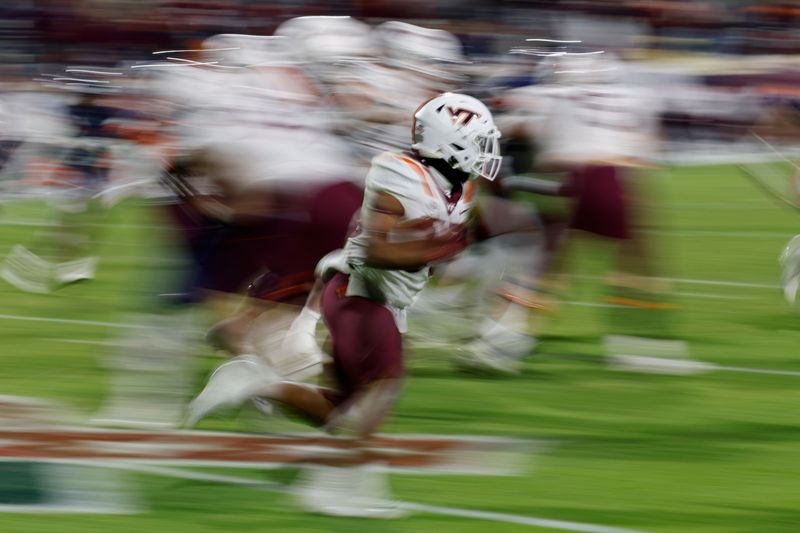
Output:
top-left (2, 163), bottom-right (800, 532)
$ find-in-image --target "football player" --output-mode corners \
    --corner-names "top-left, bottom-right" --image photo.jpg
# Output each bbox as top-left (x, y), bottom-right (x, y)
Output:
top-left (1, 82), bottom-right (122, 293)
top-left (92, 38), bottom-right (364, 427)
top-left (500, 52), bottom-right (705, 373)
top-left (749, 96), bottom-right (800, 306)
top-left (186, 92), bottom-right (501, 517)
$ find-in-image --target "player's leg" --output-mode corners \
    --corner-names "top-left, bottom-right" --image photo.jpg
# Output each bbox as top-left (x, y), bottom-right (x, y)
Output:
top-left (50, 145), bottom-right (110, 286)
top-left (212, 179), bottom-right (363, 377)
top-left (287, 377), bottom-right (406, 519)
top-left (596, 167), bottom-right (709, 373)
top-left (449, 195), bottom-right (544, 373)
top-left (91, 201), bottom-right (220, 428)
top-left (93, 307), bottom-right (202, 428)
top-left (291, 272), bottom-right (406, 516)
top-left (186, 182), bottom-right (358, 424)
top-left (258, 283), bottom-right (404, 433)
top-left (453, 236), bottom-right (542, 374)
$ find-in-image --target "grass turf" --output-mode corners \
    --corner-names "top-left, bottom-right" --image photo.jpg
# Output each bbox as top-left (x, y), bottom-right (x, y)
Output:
top-left (1, 163), bottom-right (800, 532)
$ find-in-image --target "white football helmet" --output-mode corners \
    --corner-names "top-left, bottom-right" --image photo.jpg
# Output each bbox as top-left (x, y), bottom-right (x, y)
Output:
top-left (543, 51), bottom-right (624, 85)
top-left (274, 16), bottom-right (377, 73)
top-left (201, 34), bottom-right (294, 67)
top-left (412, 92), bottom-right (502, 181)
top-left (376, 21), bottom-right (466, 83)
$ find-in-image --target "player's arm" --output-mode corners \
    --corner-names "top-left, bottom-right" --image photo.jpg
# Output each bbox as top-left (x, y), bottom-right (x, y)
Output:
top-left (363, 192), bottom-right (468, 270)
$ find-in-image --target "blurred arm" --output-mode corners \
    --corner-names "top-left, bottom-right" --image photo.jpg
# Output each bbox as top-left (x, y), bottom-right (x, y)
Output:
top-left (364, 192), bottom-right (468, 269)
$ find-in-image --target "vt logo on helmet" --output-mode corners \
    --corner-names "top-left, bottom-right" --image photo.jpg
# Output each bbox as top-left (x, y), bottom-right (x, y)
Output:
top-left (447, 106), bottom-right (481, 127)
top-left (412, 92), bottom-right (502, 181)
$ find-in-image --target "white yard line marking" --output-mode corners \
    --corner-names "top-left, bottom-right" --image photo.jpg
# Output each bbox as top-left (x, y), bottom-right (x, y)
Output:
top-left (0, 504), bottom-right (133, 514)
top-left (53, 338), bottom-right (115, 346)
top-left (568, 274), bottom-right (780, 290)
top-left (0, 277), bottom-right (768, 337)
top-left (0, 313), bottom-right (143, 329)
top-left (563, 291), bottom-right (752, 309)
top-left (540, 353), bottom-right (800, 378)
top-left (645, 229), bottom-right (794, 238)
top-left (400, 501), bottom-right (656, 533)
top-left (671, 291), bottom-right (753, 300)
top-left (0, 218), bottom-right (173, 230)
top-left (715, 365), bottom-right (800, 377)
top-left (87, 462), bottom-right (655, 533)
top-left (658, 204), bottom-right (776, 210)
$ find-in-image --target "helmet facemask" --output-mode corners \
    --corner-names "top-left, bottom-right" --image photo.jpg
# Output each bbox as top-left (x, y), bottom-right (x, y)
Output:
top-left (471, 128), bottom-right (502, 181)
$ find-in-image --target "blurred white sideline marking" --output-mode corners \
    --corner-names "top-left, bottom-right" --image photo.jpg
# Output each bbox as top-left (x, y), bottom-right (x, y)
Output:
top-left (0, 274), bottom-right (781, 332)
top-left (0, 313), bottom-right (143, 329)
top-left (716, 366), bottom-right (800, 377)
top-left (96, 462), bottom-right (655, 533)
top-left (537, 354), bottom-right (800, 378)
top-left (568, 274), bottom-right (780, 290)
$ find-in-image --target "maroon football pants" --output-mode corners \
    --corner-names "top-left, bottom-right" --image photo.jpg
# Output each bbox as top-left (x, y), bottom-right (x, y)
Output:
top-left (320, 273), bottom-right (405, 406)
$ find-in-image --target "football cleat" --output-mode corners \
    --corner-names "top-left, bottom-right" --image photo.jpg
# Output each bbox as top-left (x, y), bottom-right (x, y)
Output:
top-left (293, 464), bottom-right (407, 519)
top-left (455, 319), bottom-right (537, 375)
top-left (54, 256), bottom-right (98, 285)
top-left (1, 245), bottom-right (53, 293)
top-left (185, 354), bottom-right (278, 428)
top-left (604, 336), bottom-right (715, 375)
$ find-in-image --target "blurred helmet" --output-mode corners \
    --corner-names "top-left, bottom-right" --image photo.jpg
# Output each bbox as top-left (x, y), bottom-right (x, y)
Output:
top-left (376, 21), bottom-right (466, 81)
top-left (201, 34), bottom-right (294, 67)
top-left (537, 51), bottom-right (623, 85)
top-left (412, 92), bottom-right (502, 181)
top-left (274, 16), bottom-right (377, 67)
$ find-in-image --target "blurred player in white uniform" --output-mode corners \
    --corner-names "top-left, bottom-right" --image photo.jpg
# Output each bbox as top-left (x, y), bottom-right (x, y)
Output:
top-left (276, 19), bottom-right (541, 374)
top-left (340, 21), bottom-right (467, 160)
top-left (278, 18), bottom-right (467, 163)
top-left (501, 52), bottom-right (705, 373)
top-left (0, 77), bottom-right (126, 293)
top-left (745, 97), bottom-right (800, 307)
top-left (93, 34), bottom-right (365, 428)
top-left (268, 17), bottom-right (485, 364)
top-left (186, 92), bottom-right (502, 517)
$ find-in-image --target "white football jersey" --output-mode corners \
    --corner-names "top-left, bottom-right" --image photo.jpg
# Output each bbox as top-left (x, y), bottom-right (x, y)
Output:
top-left (161, 64), bottom-right (359, 192)
top-left (536, 84), bottom-right (662, 166)
top-left (344, 152), bottom-right (478, 331)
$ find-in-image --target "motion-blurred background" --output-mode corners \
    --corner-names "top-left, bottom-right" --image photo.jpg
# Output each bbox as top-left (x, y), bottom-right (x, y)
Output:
top-left (2, 1), bottom-right (800, 532)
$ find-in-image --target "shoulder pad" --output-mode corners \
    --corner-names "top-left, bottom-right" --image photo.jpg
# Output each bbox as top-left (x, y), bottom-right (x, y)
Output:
top-left (369, 152), bottom-right (435, 191)
top-left (366, 152), bottom-right (440, 212)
